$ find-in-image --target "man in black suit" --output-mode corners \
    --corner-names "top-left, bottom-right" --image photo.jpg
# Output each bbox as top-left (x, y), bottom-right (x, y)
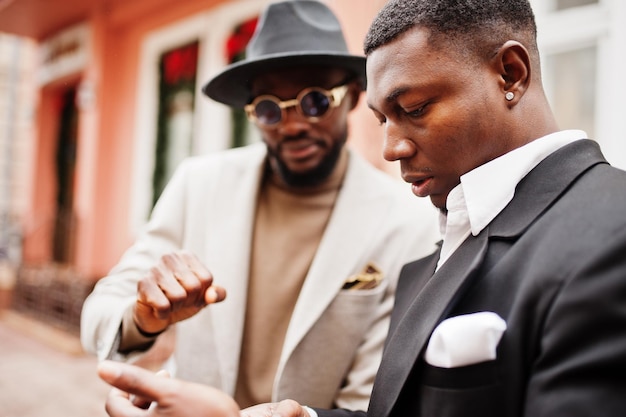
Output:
top-left (97, 0), bottom-right (626, 416)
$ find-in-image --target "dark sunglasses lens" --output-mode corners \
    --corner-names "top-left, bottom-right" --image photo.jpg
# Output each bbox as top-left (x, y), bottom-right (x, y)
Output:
top-left (301, 91), bottom-right (330, 117)
top-left (255, 100), bottom-right (282, 125)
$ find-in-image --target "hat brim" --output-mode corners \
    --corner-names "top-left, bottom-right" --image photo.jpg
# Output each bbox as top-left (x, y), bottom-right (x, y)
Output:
top-left (202, 52), bottom-right (366, 108)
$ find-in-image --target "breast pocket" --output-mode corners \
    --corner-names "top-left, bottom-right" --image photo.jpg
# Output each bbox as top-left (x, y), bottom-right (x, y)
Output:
top-left (422, 359), bottom-right (499, 389)
top-left (418, 360), bottom-right (503, 417)
top-left (302, 278), bottom-right (389, 356)
top-left (334, 278), bottom-right (389, 328)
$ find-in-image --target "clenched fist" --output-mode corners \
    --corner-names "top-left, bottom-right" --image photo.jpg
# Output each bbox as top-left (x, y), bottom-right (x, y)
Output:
top-left (133, 251), bottom-right (226, 335)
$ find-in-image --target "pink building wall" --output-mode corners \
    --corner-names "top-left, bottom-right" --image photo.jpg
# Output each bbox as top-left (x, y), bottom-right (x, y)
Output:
top-left (22, 0), bottom-right (400, 281)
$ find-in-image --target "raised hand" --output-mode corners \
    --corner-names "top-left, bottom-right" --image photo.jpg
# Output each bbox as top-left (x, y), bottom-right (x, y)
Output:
top-left (133, 251), bottom-right (226, 334)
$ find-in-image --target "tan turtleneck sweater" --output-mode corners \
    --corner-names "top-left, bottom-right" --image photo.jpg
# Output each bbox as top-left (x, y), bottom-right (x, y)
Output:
top-left (234, 149), bottom-right (348, 408)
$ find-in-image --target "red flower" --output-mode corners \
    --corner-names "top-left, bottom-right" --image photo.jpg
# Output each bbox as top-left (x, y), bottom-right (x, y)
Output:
top-left (163, 42), bottom-right (199, 84)
top-left (225, 17), bottom-right (258, 63)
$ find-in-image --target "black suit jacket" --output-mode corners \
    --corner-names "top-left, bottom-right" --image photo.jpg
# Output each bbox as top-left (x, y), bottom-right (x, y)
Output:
top-left (318, 140), bottom-right (626, 417)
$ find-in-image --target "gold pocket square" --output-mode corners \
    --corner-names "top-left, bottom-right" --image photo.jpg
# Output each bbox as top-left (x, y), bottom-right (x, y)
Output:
top-left (342, 263), bottom-right (383, 290)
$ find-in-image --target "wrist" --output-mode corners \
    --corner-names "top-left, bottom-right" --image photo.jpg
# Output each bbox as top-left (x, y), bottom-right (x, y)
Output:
top-left (132, 304), bottom-right (167, 336)
top-left (135, 322), bottom-right (165, 338)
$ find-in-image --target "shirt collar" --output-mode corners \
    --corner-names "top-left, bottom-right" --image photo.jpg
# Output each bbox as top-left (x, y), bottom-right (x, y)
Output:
top-left (443, 130), bottom-right (588, 236)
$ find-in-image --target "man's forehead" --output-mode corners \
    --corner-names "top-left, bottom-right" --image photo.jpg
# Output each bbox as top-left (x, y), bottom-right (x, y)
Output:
top-left (366, 28), bottom-right (456, 82)
top-left (366, 40), bottom-right (417, 97)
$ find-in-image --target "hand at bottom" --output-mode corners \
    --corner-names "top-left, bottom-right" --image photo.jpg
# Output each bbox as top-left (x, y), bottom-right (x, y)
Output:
top-left (98, 360), bottom-right (239, 417)
top-left (242, 400), bottom-right (311, 417)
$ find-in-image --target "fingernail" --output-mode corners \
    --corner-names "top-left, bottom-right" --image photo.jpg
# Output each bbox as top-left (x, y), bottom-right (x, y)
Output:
top-left (97, 360), bottom-right (122, 380)
top-left (205, 287), bottom-right (218, 303)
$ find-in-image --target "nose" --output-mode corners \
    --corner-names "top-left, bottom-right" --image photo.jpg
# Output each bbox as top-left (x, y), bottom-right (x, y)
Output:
top-left (277, 106), bottom-right (311, 136)
top-left (382, 122), bottom-right (417, 162)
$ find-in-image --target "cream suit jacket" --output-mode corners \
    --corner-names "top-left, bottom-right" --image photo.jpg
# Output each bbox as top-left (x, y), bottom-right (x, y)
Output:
top-left (81, 142), bottom-right (440, 411)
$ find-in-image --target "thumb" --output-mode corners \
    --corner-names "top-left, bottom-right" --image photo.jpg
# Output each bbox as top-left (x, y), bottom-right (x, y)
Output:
top-left (204, 285), bottom-right (227, 304)
top-left (272, 399), bottom-right (310, 417)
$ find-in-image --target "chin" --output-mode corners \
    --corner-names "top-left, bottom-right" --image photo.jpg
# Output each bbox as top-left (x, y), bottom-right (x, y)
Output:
top-left (275, 142), bottom-right (343, 188)
top-left (279, 166), bottom-right (332, 187)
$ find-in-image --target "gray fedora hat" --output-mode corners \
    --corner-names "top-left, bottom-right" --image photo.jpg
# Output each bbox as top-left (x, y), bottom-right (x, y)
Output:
top-left (202, 0), bottom-right (366, 108)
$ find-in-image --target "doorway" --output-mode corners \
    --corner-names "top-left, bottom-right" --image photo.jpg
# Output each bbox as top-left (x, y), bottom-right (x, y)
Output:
top-left (52, 87), bottom-right (78, 263)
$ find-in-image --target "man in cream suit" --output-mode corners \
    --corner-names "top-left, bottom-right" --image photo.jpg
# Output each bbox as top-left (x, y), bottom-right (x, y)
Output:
top-left (95, 0), bottom-right (626, 417)
top-left (80, 0), bottom-right (439, 412)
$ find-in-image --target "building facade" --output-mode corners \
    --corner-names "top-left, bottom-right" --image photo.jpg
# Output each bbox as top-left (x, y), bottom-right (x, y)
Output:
top-left (0, 0), bottom-right (624, 328)
top-left (0, 33), bottom-right (37, 308)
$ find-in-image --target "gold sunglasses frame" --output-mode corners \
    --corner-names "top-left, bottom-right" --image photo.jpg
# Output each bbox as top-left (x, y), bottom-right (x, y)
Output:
top-left (244, 84), bottom-right (350, 126)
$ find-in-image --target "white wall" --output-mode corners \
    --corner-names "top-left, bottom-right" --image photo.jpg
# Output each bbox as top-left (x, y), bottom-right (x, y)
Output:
top-left (532, 0), bottom-right (626, 169)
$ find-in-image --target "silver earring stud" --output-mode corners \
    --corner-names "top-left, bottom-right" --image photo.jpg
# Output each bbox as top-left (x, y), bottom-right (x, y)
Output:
top-left (505, 91), bottom-right (515, 101)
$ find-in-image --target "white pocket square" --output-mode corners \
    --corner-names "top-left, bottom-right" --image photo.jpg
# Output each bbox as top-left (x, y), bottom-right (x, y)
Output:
top-left (424, 311), bottom-right (506, 368)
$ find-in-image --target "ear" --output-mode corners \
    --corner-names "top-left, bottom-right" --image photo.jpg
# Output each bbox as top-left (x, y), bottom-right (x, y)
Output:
top-left (346, 80), bottom-right (363, 110)
top-left (494, 40), bottom-right (531, 105)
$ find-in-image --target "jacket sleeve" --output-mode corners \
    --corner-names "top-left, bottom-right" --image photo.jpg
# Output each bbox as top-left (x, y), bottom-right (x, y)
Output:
top-left (80, 159), bottom-right (192, 361)
top-left (524, 227), bottom-right (626, 416)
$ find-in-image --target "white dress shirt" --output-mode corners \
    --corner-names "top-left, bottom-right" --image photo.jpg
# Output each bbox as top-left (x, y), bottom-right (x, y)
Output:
top-left (436, 130), bottom-right (588, 271)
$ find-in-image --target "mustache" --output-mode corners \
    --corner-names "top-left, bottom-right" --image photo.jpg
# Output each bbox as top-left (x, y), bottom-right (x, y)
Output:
top-left (280, 133), bottom-right (320, 143)
top-left (400, 160), bottom-right (434, 174)
top-left (275, 134), bottom-right (326, 152)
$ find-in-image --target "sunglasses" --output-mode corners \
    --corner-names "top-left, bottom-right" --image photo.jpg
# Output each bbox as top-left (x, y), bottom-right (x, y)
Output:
top-left (244, 84), bottom-right (350, 127)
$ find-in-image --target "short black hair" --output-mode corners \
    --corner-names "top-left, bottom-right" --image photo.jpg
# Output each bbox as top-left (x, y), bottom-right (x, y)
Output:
top-left (364, 0), bottom-right (537, 62)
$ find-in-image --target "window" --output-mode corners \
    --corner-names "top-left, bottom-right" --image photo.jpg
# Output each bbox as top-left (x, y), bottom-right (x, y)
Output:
top-left (543, 46), bottom-right (597, 138)
top-left (225, 16), bottom-right (258, 149)
top-left (152, 41), bottom-right (199, 206)
top-left (129, 0), bottom-right (274, 234)
top-left (553, 0), bottom-right (598, 11)
top-left (531, 0), bottom-right (626, 169)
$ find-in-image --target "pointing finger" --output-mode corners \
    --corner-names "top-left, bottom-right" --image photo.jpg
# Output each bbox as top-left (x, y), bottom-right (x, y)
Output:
top-left (98, 361), bottom-right (174, 403)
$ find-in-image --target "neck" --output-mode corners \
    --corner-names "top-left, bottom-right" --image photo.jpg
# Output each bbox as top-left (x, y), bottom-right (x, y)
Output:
top-left (511, 89), bottom-right (560, 148)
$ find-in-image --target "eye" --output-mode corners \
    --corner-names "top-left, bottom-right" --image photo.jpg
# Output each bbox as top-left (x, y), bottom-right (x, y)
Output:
top-left (406, 103), bottom-right (428, 118)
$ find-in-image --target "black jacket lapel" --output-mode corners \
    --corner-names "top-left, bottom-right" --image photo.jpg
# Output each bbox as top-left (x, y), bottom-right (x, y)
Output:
top-left (368, 231), bottom-right (489, 417)
top-left (490, 139), bottom-right (607, 237)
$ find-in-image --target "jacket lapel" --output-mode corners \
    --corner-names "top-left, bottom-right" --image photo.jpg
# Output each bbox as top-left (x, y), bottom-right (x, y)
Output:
top-left (489, 139), bottom-right (607, 237)
top-left (368, 231), bottom-right (489, 417)
top-left (205, 144), bottom-right (267, 393)
top-left (280, 151), bottom-right (400, 362)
